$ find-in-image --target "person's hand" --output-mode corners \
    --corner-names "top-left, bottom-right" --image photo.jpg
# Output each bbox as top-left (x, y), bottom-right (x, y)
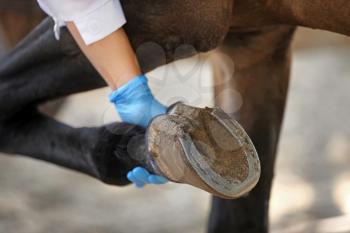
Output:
top-left (109, 75), bottom-right (166, 128)
top-left (127, 167), bottom-right (168, 188)
top-left (109, 75), bottom-right (168, 187)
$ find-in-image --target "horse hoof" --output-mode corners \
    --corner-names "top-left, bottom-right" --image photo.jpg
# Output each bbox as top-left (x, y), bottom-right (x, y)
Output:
top-left (146, 102), bottom-right (260, 199)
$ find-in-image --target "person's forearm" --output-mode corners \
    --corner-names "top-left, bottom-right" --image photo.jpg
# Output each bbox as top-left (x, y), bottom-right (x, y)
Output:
top-left (67, 22), bottom-right (141, 90)
top-left (67, 22), bottom-right (166, 128)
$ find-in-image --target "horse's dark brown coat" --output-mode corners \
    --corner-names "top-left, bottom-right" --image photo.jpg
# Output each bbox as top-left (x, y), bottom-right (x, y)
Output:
top-left (0, 1), bottom-right (349, 232)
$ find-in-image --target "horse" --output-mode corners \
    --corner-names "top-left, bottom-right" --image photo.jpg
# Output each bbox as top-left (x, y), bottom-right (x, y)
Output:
top-left (0, 1), bottom-right (349, 232)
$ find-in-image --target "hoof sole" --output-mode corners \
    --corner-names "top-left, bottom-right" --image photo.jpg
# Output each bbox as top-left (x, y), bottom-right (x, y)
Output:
top-left (147, 103), bottom-right (260, 199)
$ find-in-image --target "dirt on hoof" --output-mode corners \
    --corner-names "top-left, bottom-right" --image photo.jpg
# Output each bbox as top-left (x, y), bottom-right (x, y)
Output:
top-left (190, 108), bottom-right (249, 182)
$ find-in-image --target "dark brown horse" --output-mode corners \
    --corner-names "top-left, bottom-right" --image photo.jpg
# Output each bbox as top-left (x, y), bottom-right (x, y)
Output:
top-left (0, 1), bottom-right (349, 232)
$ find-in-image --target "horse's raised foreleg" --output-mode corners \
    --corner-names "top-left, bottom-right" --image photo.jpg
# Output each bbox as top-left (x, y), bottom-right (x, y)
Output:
top-left (208, 25), bottom-right (295, 233)
top-left (0, 0), bottom-right (233, 184)
top-left (0, 18), bottom-right (149, 185)
top-left (0, 110), bottom-right (147, 185)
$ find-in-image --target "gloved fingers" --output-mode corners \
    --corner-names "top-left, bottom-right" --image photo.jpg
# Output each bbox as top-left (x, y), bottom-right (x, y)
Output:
top-left (148, 175), bottom-right (168, 184)
top-left (127, 171), bottom-right (146, 188)
top-left (127, 167), bottom-right (168, 187)
top-left (132, 167), bottom-right (150, 183)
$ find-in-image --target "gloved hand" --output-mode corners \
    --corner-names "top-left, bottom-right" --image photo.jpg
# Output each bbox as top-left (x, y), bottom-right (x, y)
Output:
top-left (127, 167), bottom-right (168, 188)
top-left (109, 75), bottom-right (168, 188)
top-left (109, 75), bottom-right (166, 128)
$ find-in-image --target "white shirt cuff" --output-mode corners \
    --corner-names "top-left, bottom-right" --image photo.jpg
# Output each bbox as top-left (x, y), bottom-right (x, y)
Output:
top-left (73, 0), bottom-right (126, 45)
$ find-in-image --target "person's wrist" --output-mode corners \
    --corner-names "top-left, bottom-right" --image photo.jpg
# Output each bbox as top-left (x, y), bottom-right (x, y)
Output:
top-left (106, 70), bottom-right (141, 90)
top-left (109, 74), bottom-right (148, 103)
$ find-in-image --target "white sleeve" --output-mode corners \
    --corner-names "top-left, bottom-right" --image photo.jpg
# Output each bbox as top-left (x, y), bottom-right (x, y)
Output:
top-left (37, 0), bottom-right (126, 45)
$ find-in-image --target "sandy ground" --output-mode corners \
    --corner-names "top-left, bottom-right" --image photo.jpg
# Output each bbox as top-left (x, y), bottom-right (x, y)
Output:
top-left (0, 28), bottom-right (350, 233)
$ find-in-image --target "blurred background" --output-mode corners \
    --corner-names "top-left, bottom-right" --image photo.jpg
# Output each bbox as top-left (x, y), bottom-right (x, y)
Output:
top-left (0, 5), bottom-right (350, 233)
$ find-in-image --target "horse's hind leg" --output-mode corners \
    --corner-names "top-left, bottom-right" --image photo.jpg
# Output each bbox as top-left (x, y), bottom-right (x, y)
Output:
top-left (208, 25), bottom-right (296, 233)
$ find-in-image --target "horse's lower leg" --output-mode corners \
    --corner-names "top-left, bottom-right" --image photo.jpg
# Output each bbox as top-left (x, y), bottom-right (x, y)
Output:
top-left (0, 110), bottom-right (146, 185)
top-left (0, 18), bottom-right (145, 185)
top-left (208, 25), bottom-right (295, 233)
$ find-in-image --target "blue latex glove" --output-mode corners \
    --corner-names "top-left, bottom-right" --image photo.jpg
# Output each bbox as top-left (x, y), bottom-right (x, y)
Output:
top-left (109, 75), bottom-right (167, 128)
top-left (109, 75), bottom-right (168, 187)
top-left (127, 167), bottom-right (168, 188)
